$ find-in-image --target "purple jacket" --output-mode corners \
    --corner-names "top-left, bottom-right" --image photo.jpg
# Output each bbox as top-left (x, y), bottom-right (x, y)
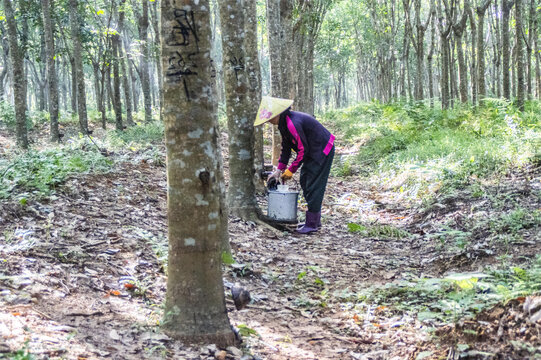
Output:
top-left (277, 110), bottom-right (335, 173)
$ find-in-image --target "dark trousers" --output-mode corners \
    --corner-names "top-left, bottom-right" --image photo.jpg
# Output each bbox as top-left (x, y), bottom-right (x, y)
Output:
top-left (300, 146), bottom-right (334, 213)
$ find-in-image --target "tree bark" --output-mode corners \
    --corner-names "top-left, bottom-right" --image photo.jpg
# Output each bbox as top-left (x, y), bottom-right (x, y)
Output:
top-left (515, 0), bottom-right (525, 110)
top-left (161, 0), bottom-right (236, 347)
top-left (69, 0), bottom-right (89, 134)
top-left (219, 0), bottom-right (260, 220)
top-left (41, 0), bottom-right (60, 142)
top-left (137, 0), bottom-right (152, 122)
top-left (245, 0), bottom-right (264, 191)
top-left (149, 0), bottom-right (163, 122)
top-left (112, 36), bottom-right (123, 130)
top-left (453, 2), bottom-right (469, 103)
top-left (69, 56), bottom-right (77, 113)
top-left (3, 0), bottom-right (28, 148)
top-left (468, 3), bottom-right (478, 105)
top-left (119, 0), bottom-right (133, 126)
top-left (266, 0), bottom-right (282, 166)
top-left (477, 0), bottom-right (492, 99)
top-left (502, 0), bottom-right (514, 100)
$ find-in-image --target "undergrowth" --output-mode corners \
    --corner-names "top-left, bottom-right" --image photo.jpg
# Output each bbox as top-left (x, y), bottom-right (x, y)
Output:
top-left (322, 99), bottom-right (540, 200)
top-left (0, 142), bottom-right (112, 199)
top-left (106, 121), bottom-right (164, 147)
top-left (345, 256), bottom-right (541, 325)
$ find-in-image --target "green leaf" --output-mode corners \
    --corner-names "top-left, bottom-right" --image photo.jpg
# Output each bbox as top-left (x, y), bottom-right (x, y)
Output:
top-left (347, 223), bottom-right (365, 233)
top-left (237, 324), bottom-right (259, 337)
top-left (297, 271), bottom-right (307, 280)
top-left (221, 251), bottom-right (236, 265)
top-left (96, 9), bottom-right (104, 15)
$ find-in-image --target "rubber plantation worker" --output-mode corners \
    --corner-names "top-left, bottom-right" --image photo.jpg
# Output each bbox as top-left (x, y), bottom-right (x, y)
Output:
top-left (254, 96), bottom-right (335, 234)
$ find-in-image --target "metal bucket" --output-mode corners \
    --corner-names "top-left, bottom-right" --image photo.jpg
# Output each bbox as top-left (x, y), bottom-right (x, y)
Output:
top-left (268, 187), bottom-right (299, 223)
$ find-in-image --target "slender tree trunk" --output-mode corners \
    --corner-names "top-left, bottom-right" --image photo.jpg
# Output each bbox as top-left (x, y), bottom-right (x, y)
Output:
top-left (70, 57), bottom-right (77, 113)
top-left (138, 0), bottom-right (152, 122)
top-left (69, 0), bottom-right (89, 134)
top-left (112, 37), bottom-right (123, 130)
top-left (266, 0), bottom-right (282, 166)
top-left (245, 0), bottom-right (264, 191)
top-left (119, 0), bottom-right (133, 126)
top-left (468, 3), bottom-right (478, 105)
top-left (161, 0), bottom-right (236, 346)
top-left (41, 0), bottom-right (59, 142)
top-left (150, 0), bottom-right (163, 122)
top-left (516, 0), bottom-right (525, 110)
top-left (477, 1), bottom-right (492, 99)
top-left (3, 0), bottom-right (28, 148)
top-left (502, 0), bottom-right (514, 99)
top-left (526, 0), bottom-right (534, 98)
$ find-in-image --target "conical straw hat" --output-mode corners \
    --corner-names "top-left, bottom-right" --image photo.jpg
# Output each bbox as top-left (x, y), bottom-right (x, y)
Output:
top-left (254, 96), bottom-right (294, 126)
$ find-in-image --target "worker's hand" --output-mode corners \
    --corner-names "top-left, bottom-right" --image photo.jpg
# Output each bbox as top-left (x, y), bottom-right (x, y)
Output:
top-left (270, 169), bottom-right (282, 181)
top-left (280, 169), bottom-right (293, 182)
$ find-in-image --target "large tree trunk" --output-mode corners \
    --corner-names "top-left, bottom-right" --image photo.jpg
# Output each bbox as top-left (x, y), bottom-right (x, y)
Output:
top-left (161, 0), bottom-right (236, 347)
top-left (41, 0), bottom-right (59, 142)
top-left (137, 0), bottom-right (152, 122)
top-left (69, 0), bottom-right (89, 134)
top-left (515, 0), bottom-right (525, 110)
top-left (502, 0), bottom-right (514, 100)
top-left (219, 0), bottom-right (260, 220)
top-left (3, 0), bottom-right (27, 148)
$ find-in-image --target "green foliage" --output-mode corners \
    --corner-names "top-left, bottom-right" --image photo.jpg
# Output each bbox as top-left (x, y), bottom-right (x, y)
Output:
top-left (353, 257), bottom-right (541, 325)
top-left (348, 222), bottom-right (410, 239)
top-left (320, 100), bottom-right (541, 200)
top-left (0, 144), bottom-right (112, 199)
top-left (0, 342), bottom-right (33, 359)
top-left (106, 122), bottom-right (164, 147)
top-left (236, 324), bottom-right (260, 338)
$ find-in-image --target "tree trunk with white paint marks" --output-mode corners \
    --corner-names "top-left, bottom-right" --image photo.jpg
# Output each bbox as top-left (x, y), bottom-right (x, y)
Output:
top-left (219, 0), bottom-right (260, 220)
top-left (160, 0), bottom-right (236, 347)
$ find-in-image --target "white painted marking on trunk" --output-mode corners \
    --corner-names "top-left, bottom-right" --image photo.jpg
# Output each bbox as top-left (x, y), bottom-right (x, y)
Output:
top-left (188, 128), bottom-right (204, 139)
top-left (184, 238), bottom-right (196, 246)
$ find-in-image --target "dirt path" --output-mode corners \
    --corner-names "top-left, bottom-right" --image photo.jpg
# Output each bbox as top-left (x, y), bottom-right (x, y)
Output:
top-left (1, 148), bottom-right (540, 359)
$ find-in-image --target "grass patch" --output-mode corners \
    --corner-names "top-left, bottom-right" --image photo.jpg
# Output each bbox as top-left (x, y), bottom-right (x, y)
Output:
top-left (106, 122), bottom-right (164, 147)
top-left (321, 100), bottom-right (541, 200)
top-left (347, 257), bottom-right (541, 325)
top-left (0, 143), bottom-right (112, 199)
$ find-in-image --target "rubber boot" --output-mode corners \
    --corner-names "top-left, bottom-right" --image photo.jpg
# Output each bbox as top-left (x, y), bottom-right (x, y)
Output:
top-left (297, 211), bottom-right (319, 234)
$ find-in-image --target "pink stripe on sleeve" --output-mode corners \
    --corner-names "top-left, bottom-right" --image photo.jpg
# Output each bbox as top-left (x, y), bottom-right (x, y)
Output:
top-left (286, 116), bottom-right (304, 173)
top-left (323, 134), bottom-right (335, 155)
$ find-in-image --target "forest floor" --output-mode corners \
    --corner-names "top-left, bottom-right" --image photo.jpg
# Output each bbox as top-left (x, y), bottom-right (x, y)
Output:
top-left (0, 115), bottom-right (540, 360)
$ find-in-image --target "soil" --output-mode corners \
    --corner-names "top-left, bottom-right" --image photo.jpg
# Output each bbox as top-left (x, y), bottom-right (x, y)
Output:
top-left (1, 126), bottom-right (540, 359)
